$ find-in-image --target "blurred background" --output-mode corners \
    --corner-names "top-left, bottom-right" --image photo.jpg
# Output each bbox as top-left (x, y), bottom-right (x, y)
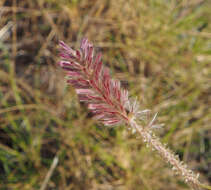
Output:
top-left (0, 0), bottom-right (210, 189)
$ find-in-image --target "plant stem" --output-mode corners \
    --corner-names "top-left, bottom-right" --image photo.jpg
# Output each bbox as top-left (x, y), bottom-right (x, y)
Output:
top-left (130, 119), bottom-right (201, 190)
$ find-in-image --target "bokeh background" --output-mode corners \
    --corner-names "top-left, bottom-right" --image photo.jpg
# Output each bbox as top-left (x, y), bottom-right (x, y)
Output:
top-left (0, 0), bottom-right (210, 189)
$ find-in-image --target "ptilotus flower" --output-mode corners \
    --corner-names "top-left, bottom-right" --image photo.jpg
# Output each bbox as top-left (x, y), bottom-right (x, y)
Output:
top-left (58, 38), bottom-right (203, 190)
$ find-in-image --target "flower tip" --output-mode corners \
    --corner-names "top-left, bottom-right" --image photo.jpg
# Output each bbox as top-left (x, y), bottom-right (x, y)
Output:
top-left (80, 38), bottom-right (87, 49)
top-left (81, 37), bottom-right (88, 43)
top-left (59, 40), bottom-right (66, 47)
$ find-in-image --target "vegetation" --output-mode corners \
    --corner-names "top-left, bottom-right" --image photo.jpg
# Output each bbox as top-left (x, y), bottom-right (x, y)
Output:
top-left (0, 0), bottom-right (210, 189)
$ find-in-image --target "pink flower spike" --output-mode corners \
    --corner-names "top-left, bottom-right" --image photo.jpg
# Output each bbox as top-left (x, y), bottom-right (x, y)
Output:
top-left (58, 38), bottom-right (129, 126)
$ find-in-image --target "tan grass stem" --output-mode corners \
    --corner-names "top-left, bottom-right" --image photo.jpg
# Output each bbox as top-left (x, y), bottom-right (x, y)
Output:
top-left (130, 119), bottom-right (202, 190)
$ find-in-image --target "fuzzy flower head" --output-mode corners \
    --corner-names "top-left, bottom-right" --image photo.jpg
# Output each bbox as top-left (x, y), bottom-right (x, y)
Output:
top-left (59, 38), bottom-right (155, 128)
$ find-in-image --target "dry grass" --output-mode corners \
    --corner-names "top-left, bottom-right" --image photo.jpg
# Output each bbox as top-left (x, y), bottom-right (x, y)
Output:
top-left (0, 0), bottom-right (210, 189)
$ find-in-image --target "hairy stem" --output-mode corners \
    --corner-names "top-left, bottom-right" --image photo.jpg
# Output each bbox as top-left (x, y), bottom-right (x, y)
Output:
top-left (129, 119), bottom-right (201, 190)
